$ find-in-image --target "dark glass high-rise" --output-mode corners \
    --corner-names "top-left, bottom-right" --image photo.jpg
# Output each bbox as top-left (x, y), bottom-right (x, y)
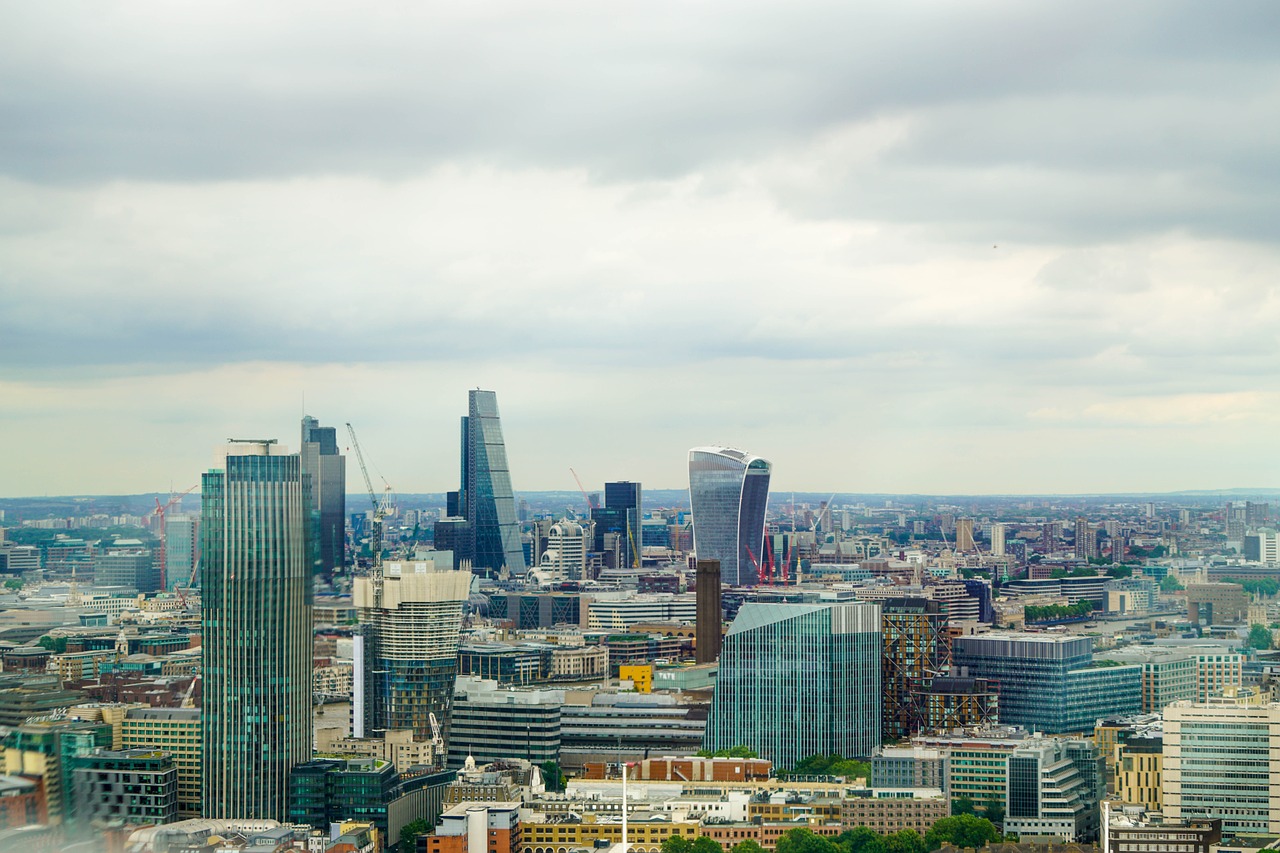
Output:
top-left (300, 416), bottom-right (346, 584)
top-left (459, 390), bottom-right (526, 577)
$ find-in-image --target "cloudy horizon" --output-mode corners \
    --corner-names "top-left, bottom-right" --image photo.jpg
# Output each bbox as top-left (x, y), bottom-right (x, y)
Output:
top-left (2, 1), bottom-right (1278, 497)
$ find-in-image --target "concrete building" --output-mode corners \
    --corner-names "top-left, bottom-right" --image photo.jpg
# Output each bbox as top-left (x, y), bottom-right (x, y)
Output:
top-left (586, 594), bottom-right (696, 630)
top-left (539, 522), bottom-right (587, 580)
top-left (1114, 735), bottom-right (1162, 812)
top-left (1098, 647), bottom-right (1198, 714)
top-left (419, 802), bottom-right (522, 853)
top-left (353, 560), bottom-right (471, 743)
top-left (121, 707), bottom-right (201, 819)
top-left (73, 749), bottom-right (178, 829)
top-left (1185, 582), bottom-right (1249, 624)
top-left (1003, 738), bottom-right (1103, 842)
top-left (447, 679), bottom-right (562, 769)
top-left (1164, 699), bottom-right (1280, 835)
top-left (0, 774), bottom-right (46, 828)
top-left (1105, 805), bottom-right (1220, 853)
top-left (703, 602), bottom-right (881, 769)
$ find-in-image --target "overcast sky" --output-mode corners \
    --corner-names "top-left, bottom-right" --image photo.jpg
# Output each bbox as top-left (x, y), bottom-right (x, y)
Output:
top-left (2, 1), bottom-right (1278, 498)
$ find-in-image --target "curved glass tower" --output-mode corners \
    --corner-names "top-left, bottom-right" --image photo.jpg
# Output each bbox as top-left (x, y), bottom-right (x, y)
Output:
top-left (688, 446), bottom-right (771, 586)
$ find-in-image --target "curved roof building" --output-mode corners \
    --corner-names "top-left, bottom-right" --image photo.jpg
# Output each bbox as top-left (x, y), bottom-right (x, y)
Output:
top-left (688, 446), bottom-right (772, 586)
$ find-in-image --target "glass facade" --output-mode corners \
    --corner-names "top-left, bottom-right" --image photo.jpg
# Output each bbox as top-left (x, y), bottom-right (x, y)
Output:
top-left (201, 444), bottom-right (313, 821)
top-left (300, 416), bottom-right (346, 583)
top-left (703, 602), bottom-right (881, 769)
top-left (952, 634), bottom-right (1141, 733)
top-left (688, 447), bottom-right (771, 587)
top-left (354, 562), bottom-right (471, 745)
top-left (461, 390), bottom-right (526, 576)
top-left (286, 758), bottom-right (398, 835)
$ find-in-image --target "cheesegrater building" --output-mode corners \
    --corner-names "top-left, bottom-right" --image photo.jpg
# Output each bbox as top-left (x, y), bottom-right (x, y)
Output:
top-left (453, 390), bottom-right (526, 578)
top-left (688, 446), bottom-right (771, 587)
top-left (703, 601), bottom-right (882, 769)
top-left (201, 440), bottom-right (313, 820)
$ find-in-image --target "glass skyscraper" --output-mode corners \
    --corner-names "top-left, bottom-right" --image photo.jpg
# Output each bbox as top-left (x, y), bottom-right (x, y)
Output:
top-left (703, 601), bottom-right (882, 769)
top-left (688, 446), bottom-right (771, 587)
top-left (300, 415), bottom-right (346, 583)
top-left (201, 440), bottom-right (313, 820)
top-left (591, 481), bottom-right (642, 568)
top-left (458, 390), bottom-right (526, 577)
top-left (352, 560), bottom-right (472, 746)
top-left (952, 633), bottom-right (1142, 734)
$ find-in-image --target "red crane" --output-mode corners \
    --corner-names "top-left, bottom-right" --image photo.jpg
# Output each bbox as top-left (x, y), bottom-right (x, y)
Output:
top-left (150, 485), bottom-right (198, 590)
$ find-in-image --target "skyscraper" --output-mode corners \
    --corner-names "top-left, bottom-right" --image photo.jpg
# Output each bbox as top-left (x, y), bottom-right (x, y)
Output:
top-left (201, 440), bottom-right (312, 821)
top-left (353, 560), bottom-right (472, 745)
top-left (455, 390), bottom-right (525, 577)
top-left (703, 601), bottom-right (881, 769)
top-left (164, 514), bottom-right (199, 589)
top-left (688, 446), bottom-right (771, 587)
top-left (954, 518), bottom-right (975, 552)
top-left (881, 598), bottom-right (949, 741)
top-left (300, 416), bottom-right (346, 583)
top-left (591, 481), bottom-right (642, 568)
top-left (990, 523), bottom-right (1006, 557)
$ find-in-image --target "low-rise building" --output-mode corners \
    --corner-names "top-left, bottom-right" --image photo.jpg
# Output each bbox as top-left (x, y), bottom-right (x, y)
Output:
top-left (73, 748), bottom-right (177, 828)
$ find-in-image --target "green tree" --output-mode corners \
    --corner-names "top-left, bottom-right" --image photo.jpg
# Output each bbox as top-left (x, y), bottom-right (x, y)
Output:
top-left (36, 635), bottom-right (67, 654)
top-left (982, 798), bottom-right (1005, 826)
top-left (881, 830), bottom-right (926, 853)
top-left (924, 815), bottom-right (1001, 851)
top-left (661, 836), bottom-right (694, 853)
top-left (696, 745), bottom-right (759, 759)
top-left (3, 579), bottom-right (22, 592)
top-left (731, 841), bottom-right (767, 853)
top-left (1160, 575), bottom-right (1184, 592)
top-left (1246, 624), bottom-right (1273, 650)
top-left (837, 826), bottom-right (884, 853)
top-left (399, 819), bottom-right (430, 853)
top-left (541, 760), bottom-right (566, 792)
top-left (949, 795), bottom-right (975, 816)
top-left (785, 754), bottom-right (869, 779)
top-left (776, 828), bottom-right (842, 853)
top-left (691, 838), bottom-right (723, 853)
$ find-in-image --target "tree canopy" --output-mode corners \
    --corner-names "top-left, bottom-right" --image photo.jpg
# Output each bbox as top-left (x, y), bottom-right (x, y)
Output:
top-left (783, 754), bottom-right (871, 780)
top-left (1246, 624), bottom-right (1273, 650)
top-left (399, 819), bottom-right (430, 853)
top-left (1023, 601), bottom-right (1093, 623)
top-left (924, 815), bottom-right (1002, 850)
top-left (696, 745), bottom-right (759, 758)
top-left (776, 828), bottom-right (843, 853)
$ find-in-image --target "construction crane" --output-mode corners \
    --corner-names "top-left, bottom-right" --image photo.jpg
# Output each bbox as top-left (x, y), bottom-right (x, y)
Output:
top-left (346, 423), bottom-right (394, 569)
top-left (428, 712), bottom-right (445, 761)
top-left (626, 519), bottom-right (640, 570)
top-left (569, 468), bottom-right (592, 514)
top-left (149, 485), bottom-right (198, 590)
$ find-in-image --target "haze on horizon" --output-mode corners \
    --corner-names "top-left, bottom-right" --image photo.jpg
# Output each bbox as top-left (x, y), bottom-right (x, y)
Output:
top-left (1, 2), bottom-right (1278, 498)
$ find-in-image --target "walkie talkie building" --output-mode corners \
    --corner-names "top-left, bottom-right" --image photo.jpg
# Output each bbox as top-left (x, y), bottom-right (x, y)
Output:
top-left (688, 446), bottom-right (771, 587)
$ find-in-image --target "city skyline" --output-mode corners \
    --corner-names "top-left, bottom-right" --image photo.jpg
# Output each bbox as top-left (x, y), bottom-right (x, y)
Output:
top-left (2, 3), bottom-right (1278, 498)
